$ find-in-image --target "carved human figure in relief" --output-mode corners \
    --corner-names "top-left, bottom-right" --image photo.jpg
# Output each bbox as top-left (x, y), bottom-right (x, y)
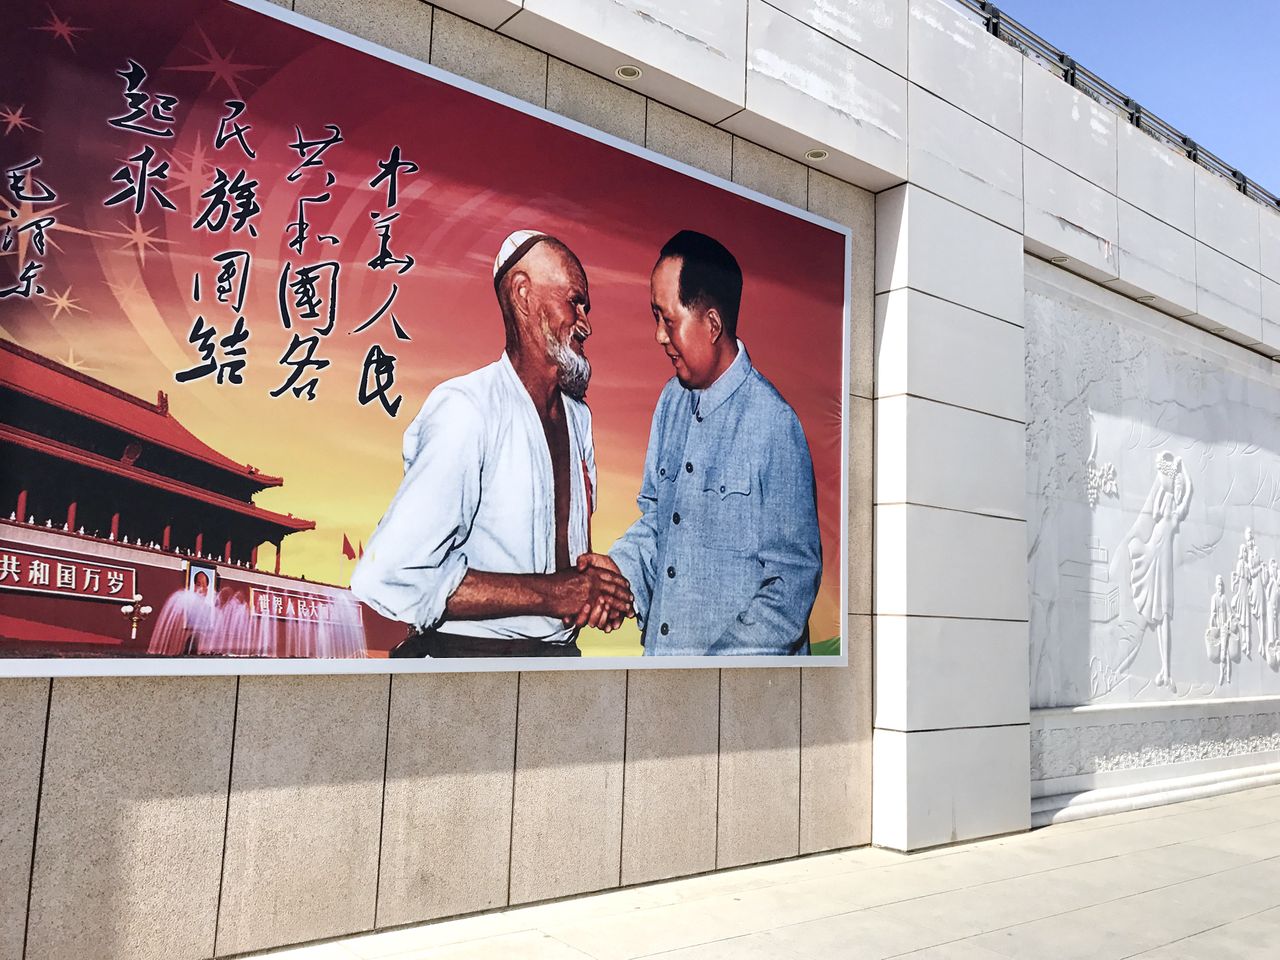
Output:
top-left (1244, 527), bottom-right (1265, 659)
top-left (1266, 557), bottom-right (1280, 667)
top-left (1230, 543), bottom-right (1253, 659)
top-left (1206, 575), bottom-right (1236, 685)
top-left (1126, 452), bottom-right (1192, 688)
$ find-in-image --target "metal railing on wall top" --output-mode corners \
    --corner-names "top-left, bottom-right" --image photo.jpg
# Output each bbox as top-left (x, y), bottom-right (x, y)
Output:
top-left (956, 0), bottom-right (1279, 212)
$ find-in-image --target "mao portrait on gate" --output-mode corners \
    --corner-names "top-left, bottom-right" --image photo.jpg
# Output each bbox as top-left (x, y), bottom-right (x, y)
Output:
top-left (0, 0), bottom-right (848, 671)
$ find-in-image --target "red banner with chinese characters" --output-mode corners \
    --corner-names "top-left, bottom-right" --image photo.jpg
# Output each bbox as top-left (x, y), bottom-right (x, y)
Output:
top-left (0, 547), bottom-right (136, 602)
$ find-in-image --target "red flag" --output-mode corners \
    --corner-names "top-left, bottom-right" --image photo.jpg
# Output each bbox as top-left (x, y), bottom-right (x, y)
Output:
top-left (358, 541), bottom-right (364, 558)
top-left (341, 533), bottom-right (356, 559)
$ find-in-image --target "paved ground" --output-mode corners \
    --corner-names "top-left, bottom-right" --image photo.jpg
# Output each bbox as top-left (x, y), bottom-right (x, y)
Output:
top-left (258, 784), bottom-right (1280, 960)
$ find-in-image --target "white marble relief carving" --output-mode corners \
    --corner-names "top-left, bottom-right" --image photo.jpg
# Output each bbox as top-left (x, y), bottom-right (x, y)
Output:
top-left (1026, 272), bottom-right (1280, 708)
top-left (1084, 436), bottom-right (1118, 508)
top-left (1030, 710), bottom-right (1280, 782)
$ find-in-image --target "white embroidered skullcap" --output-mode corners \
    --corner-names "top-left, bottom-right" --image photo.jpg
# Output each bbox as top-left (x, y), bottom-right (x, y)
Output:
top-left (493, 229), bottom-right (551, 290)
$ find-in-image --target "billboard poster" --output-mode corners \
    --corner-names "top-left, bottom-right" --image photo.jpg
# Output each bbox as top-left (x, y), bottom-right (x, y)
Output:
top-left (0, 0), bottom-right (851, 674)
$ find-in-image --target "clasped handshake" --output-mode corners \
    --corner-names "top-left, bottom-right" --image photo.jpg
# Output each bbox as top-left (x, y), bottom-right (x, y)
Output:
top-left (552, 553), bottom-right (634, 632)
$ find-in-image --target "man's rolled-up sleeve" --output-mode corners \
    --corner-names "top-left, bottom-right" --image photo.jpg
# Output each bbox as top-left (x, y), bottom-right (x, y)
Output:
top-left (350, 388), bottom-right (484, 629)
top-left (708, 411), bottom-right (822, 655)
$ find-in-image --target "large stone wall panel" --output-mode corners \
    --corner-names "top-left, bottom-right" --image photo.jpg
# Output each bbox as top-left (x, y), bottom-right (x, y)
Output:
top-left (1021, 63), bottom-right (1117, 194)
top-left (1192, 242), bottom-right (1264, 344)
top-left (376, 673), bottom-right (517, 928)
top-left (717, 668), bottom-right (801, 868)
top-left (215, 676), bottom-right (386, 957)
top-left (546, 57), bottom-right (647, 146)
top-left (431, 7), bottom-right (548, 107)
top-left (26, 678), bottom-right (234, 960)
top-left (430, 0), bottom-right (521, 30)
top-left (800, 615), bottom-right (872, 853)
top-left (872, 724), bottom-right (1030, 850)
top-left (907, 82), bottom-right (1022, 231)
top-left (1261, 206), bottom-right (1280, 283)
top-left (1107, 199), bottom-right (1198, 318)
top-left (721, 0), bottom-right (906, 191)
top-left (907, 0), bottom-right (1022, 139)
top-left (502, 0), bottom-right (746, 123)
top-left (875, 289), bottom-right (1026, 421)
top-left (292, 0), bottom-right (433, 62)
top-left (1194, 165), bottom-right (1261, 272)
top-left (876, 185), bottom-right (1024, 324)
top-left (0, 679), bottom-right (49, 960)
top-left (731, 136), bottom-right (808, 209)
top-left (1023, 149), bottom-right (1119, 283)
top-left (1117, 123), bottom-right (1196, 236)
top-left (875, 617), bottom-right (1029, 731)
top-left (509, 671), bottom-right (626, 904)
top-left (620, 670), bottom-right (719, 885)
top-left (807, 169), bottom-right (875, 401)
top-left (766, 0), bottom-right (908, 76)
top-left (875, 503), bottom-right (1029, 621)
top-left (644, 100), bottom-right (732, 179)
top-left (847, 395), bottom-right (873, 617)
top-left (1264, 277), bottom-right (1280, 353)
top-left (875, 394), bottom-right (1024, 520)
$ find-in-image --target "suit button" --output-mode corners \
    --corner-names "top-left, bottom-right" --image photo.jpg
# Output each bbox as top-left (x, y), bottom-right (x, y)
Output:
top-left (672, 512), bottom-right (681, 524)
top-left (666, 566), bottom-right (675, 578)
top-left (695, 414), bottom-right (703, 423)
top-left (719, 485), bottom-right (726, 493)
top-left (659, 467), bottom-right (666, 477)
top-left (660, 623), bottom-right (669, 636)
top-left (685, 462), bottom-right (693, 473)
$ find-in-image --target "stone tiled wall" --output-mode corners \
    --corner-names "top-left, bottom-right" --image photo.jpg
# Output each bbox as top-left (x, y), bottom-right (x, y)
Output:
top-left (1, 3), bottom-right (875, 958)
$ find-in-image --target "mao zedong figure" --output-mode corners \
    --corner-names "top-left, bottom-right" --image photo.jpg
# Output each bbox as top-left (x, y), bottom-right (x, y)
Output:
top-left (580, 230), bottom-right (821, 655)
top-left (351, 230), bottom-right (633, 657)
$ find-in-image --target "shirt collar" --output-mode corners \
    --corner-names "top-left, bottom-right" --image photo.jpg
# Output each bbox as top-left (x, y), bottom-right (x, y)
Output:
top-left (691, 340), bottom-right (750, 421)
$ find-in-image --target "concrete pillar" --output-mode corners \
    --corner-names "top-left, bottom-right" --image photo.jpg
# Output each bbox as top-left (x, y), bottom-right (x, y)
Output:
top-left (194, 532), bottom-right (203, 557)
top-left (273, 541), bottom-right (281, 575)
top-left (16, 489), bottom-right (27, 522)
top-left (870, 184), bottom-right (1031, 851)
top-left (65, 501), bottom-right (76, 531)
top-left (110, 512), bottom-right (120, 540)
top-left (162, 525), bottom-right (171, 550)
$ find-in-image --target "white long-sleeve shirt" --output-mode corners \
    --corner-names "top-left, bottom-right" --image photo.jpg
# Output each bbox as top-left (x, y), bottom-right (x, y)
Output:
top-left (351, 353), bottom-right (596, 644)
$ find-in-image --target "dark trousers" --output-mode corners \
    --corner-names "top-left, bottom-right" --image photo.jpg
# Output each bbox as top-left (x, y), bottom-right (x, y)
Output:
top-left (390, 629), bottom-right (581, 658)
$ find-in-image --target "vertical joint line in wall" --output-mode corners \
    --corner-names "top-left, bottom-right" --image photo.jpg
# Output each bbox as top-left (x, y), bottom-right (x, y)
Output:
top-left (20, 678), bottom-right (53, 960)
top-left (618, 671), bottom-right (630, 887)
top-left (506, 672), bottom-right (522, 906)
top-left (211, 676), bottom-right (241, 958)
top-left (373, 675), bottom-right (394, 929)
top-left (427, 5), bottom-right (435, 66)
top-left (796, 670), bottom-right (803, 855)
top-left (713, 669), bottom-right (723, 868)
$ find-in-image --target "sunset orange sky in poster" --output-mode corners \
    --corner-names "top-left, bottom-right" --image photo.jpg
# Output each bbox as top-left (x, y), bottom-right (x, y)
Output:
top-left (1, 0), bottom-right (849, 656)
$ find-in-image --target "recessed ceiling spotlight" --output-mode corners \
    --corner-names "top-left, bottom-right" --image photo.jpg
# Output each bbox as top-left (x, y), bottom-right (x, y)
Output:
top-left (804, 148), bottom-right (829, 162)
top-left (1137, 295), bottom-right (1155, 303)
top-left (1050, 256), bottom-right (1069, 264)
top-left (615, 64), bottom-right (642, 81)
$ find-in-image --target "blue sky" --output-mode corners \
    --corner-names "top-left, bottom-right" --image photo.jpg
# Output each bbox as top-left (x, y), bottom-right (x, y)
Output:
top-left (994, 0), bottom-right (1280, 194)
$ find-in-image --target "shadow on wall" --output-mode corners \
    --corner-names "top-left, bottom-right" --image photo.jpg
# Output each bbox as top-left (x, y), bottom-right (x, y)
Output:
top-left (7, 653), bottom-right (868, 960)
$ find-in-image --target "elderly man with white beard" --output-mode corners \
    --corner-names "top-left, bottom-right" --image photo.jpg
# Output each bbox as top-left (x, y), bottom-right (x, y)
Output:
top-left (351, 230), bottom-right (633, 657)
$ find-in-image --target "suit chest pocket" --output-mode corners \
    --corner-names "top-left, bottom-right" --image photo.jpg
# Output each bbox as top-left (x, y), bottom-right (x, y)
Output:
top-left (701, 466), bottom-right (757, 553)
